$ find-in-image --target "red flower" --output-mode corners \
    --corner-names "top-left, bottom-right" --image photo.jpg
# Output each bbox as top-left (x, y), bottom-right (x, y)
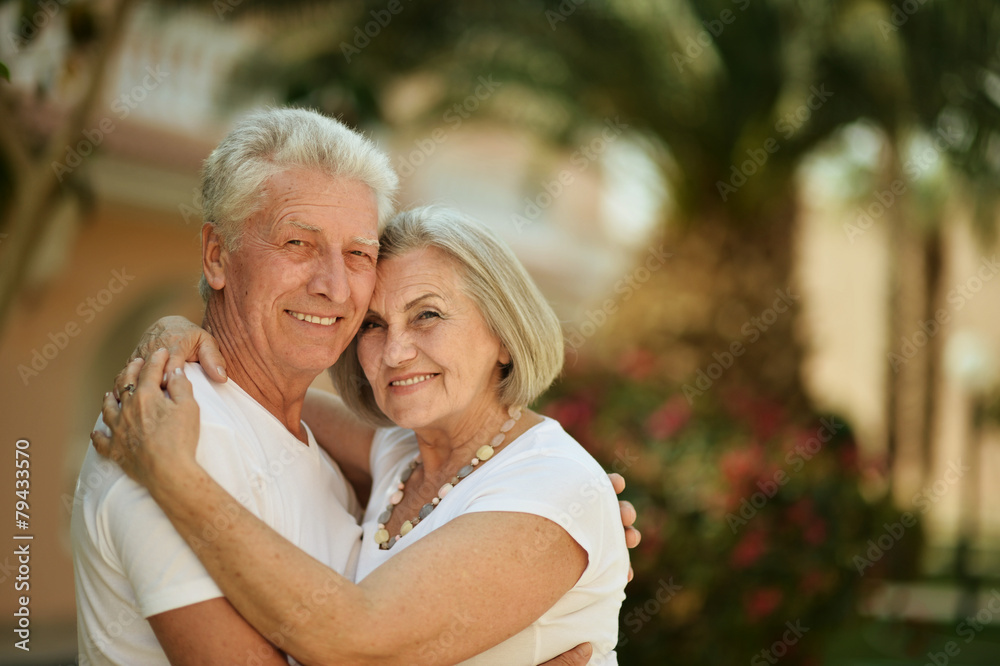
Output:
top-left (731, 530), bottom-right (767, 569)
top-left (804, 519), bottom-right (827, 546)
top-left (787, 498), bottom-right (815, 526)
top-left (646, 395), bottom-right (692, 440)
top-left (745, 587), bottom-right (783, 622)
top-left (617, 348), bottom-right (657, 382)
top-left (721, 445), bottom-right (764, 487)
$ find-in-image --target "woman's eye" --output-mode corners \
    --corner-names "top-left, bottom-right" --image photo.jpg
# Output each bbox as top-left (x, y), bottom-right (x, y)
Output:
top-left (418, 311), bottom-right (441, 321)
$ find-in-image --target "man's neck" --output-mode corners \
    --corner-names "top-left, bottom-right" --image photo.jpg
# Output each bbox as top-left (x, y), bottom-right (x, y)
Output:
top-left (202, 305), bottom-right (314, 444)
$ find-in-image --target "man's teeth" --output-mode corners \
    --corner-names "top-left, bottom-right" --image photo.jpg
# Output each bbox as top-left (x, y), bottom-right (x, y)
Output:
top-left (391, 374), bottom-right (435, 387)
top-left (290, 311), bottom-right (336, 326)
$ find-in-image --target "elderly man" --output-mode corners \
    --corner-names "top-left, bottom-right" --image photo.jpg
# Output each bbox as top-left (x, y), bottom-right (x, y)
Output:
top-left (71, 108), bottom-right (617, 664)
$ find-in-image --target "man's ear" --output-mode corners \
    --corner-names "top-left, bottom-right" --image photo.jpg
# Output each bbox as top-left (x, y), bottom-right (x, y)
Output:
top-left (202, 224), bottom-right (227, 291)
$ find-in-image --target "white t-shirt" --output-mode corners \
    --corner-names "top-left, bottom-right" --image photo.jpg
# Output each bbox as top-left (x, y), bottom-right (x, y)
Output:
top-left (71, 363), bottom-right (363, 665)
top-left (355, 417), bottom-right (628, 665)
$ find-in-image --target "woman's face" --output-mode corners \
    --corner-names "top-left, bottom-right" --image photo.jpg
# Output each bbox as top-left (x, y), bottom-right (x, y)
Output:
top-left (357, 246), bottom-right (510, 432)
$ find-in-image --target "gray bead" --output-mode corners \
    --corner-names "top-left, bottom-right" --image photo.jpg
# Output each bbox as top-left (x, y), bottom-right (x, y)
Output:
top-left (419, 503), bottom-right (435, 520)
top-left (401, 466), bottom-right (414, 482)
top-left (457, 465), bottom-right (474, 479)
top-left (378, 510), bottom-right (392, 524)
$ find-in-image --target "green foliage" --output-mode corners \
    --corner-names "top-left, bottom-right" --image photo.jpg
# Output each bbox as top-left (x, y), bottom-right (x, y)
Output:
top-left (539, 353), bottom-right (922, 664)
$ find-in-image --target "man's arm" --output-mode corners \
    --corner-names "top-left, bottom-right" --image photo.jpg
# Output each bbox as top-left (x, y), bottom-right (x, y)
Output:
top-left (149, 598), bottom-right (288, 666)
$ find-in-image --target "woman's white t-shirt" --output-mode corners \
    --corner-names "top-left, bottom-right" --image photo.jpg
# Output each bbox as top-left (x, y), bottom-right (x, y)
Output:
top-left (355, 416), bottom-right (628, 665)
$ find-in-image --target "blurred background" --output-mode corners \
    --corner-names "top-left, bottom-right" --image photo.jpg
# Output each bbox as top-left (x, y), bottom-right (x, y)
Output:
top-left (2, 0), bottom-right (1000, 663)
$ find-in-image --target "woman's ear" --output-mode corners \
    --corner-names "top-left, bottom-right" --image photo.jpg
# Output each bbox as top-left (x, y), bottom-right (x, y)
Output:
top-left (202, 224), bottom-right (227, 291)
top-left (499, 342), bottom-right (511, 367)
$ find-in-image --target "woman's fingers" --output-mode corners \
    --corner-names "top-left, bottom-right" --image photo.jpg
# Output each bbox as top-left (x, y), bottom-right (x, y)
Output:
top-left (113, 358), bottom-right (144, 400)
top-left (101, 391), bottom-right (121, 429)
top-left (91, 428), bottom-right (111, 459)
top-left (609, 472), bottom-right (625, 495)
top-left (624, 526), bottom-right (641, 549)
top-left (164, 366), bottom-right (197, 408)
top-left (136, 348), bottom-right (170, 392)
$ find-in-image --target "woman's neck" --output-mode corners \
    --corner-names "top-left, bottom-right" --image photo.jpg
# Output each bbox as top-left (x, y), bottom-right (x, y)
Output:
top-left (412, 407), bottom-right (544, 482)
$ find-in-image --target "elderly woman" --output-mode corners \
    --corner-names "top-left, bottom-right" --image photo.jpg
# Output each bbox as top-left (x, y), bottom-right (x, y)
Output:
top-left (96, 206), bottom-right (629, 664)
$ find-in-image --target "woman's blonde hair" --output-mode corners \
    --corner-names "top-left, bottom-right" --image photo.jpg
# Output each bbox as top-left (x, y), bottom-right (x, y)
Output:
top-left (329, 205), bottom-right (564, 426)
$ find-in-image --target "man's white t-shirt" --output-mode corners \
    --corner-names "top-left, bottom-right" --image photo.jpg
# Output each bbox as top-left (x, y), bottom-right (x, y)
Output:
top-left (71, 363), bottom-right (363, 665)
top-left (355, 417), bottom-right (629, 665)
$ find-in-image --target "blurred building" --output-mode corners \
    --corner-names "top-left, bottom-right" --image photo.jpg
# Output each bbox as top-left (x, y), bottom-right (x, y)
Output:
top-left (3, 2), bottom-right (1000, 662)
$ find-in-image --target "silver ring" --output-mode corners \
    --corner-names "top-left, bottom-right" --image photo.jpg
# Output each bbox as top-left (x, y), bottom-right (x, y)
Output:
top-left (123, 383), bottom-right (136, 397)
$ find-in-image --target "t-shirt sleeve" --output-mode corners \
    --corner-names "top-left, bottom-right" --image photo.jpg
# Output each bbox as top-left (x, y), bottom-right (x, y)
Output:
top-left (459, 449), bottom-right (615, 576)
top-left (101, 422), bottom-right (262, 618)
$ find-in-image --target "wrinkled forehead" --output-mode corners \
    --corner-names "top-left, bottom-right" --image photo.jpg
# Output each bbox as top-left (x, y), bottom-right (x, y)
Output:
top-left (370, 247), bottom-right (467, 308)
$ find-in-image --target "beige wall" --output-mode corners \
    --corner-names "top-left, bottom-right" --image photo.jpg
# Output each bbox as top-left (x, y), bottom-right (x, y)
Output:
top-left (0, 198), bottom-right (205, 631)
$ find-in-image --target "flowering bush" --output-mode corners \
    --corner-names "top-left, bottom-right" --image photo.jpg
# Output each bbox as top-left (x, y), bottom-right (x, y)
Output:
top-left (541, 353), bottom-right (921, 665)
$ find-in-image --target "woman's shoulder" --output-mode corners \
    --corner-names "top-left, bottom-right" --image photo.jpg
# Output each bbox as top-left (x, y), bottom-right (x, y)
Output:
top-left (506, 417), bottom-right (604, 471)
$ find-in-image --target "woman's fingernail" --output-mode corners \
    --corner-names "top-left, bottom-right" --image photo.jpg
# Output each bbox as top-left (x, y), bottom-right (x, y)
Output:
top-left (217, 366), bottom-right (227, 379)
top-left (174, 367), bottom-right (184, 375)
top-left (156, 347), bottom-right (167, 354)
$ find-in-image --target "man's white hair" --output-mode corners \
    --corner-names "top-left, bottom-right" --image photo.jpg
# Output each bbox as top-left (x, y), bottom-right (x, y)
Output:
top-left (198, 107), bottom-right (398, 300)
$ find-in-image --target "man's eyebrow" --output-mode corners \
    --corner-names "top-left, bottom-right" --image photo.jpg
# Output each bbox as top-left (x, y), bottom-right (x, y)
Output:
top-left (352, 236), bottom-right (380, 248)
top-left (287, 221), bottom-right (322, 233)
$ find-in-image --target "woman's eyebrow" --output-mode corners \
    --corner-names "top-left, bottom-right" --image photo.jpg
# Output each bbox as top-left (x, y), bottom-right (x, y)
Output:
top-left (404, 293), bottom-right (442, 310)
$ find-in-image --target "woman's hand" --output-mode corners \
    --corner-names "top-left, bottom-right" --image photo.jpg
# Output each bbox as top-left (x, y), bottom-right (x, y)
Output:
top-left (94, 349), bottom-right (202, 495)
top-left (113, 316), bottom-right (227, 399)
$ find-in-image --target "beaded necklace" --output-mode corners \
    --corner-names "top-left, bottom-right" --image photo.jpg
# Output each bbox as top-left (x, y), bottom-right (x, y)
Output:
top-left (374, 405), bottom-right (523, 550)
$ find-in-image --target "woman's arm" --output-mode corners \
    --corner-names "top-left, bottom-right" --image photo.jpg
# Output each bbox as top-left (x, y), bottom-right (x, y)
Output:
top-left (94, 351), bottom-right (587, 666)
top-left (302, 388), bottom-right (376, 505)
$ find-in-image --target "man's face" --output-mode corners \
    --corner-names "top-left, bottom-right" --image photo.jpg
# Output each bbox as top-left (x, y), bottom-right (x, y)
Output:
top-left (214, 168), bottom-right (379, 380)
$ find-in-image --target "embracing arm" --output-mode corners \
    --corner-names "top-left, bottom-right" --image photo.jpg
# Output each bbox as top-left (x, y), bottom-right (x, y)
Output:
top-left (148, 598), bottom-right (289, 666)
top-left (95, 352), bottom-right (587, 666)
top-left (151, 476), bottom-right (582, 665)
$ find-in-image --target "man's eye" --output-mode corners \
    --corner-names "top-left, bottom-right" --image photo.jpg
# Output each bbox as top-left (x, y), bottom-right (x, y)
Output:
top-left (287, 240), bottom-right (305, 247)
top-left (360, 321), bottom-right (382, 331)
